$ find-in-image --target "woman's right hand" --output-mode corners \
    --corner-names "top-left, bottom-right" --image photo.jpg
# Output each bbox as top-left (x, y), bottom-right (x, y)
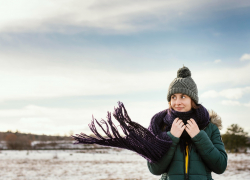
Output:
top-left (170, 118), bottom-right (185, 138)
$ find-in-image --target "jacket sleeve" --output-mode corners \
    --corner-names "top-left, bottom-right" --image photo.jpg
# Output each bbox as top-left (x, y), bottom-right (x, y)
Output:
top-left (191, 124), bottom-right (228, 174)
top-left (147, 131), bottom-right (179, 175)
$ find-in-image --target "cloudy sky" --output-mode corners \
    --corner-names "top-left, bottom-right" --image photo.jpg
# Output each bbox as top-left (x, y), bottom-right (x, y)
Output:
top-left (1, 0), bottom-right (250, 136)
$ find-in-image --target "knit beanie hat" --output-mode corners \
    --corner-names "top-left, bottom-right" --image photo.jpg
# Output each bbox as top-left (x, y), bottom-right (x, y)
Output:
top-left (167, 66), bottom-right (198, 104)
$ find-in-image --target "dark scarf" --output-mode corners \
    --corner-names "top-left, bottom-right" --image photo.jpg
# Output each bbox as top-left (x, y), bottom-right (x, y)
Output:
top-left (72, 102), bottom-right (210, 163)
top-left (150, 106), bottom-right (210, 153)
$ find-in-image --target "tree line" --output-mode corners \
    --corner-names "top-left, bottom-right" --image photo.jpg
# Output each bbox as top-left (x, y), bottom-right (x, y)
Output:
top-left (0, 131), bottom-right (72, 150)
top-left (221, 124), bottom-right (250, 153)
top-left (1, 124), bottom-right (249, 152)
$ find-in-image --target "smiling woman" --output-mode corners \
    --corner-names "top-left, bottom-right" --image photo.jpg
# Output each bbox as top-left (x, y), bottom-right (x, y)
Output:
top-left (147, 66), bottom-right (227, 180)
top-left (73, 66), bottom-right (227, 180)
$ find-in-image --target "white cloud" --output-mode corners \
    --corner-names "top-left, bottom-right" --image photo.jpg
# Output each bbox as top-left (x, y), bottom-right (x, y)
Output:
top-left (0, 104), bottom-right (111, 135)
top-left (0, 51), bottom-right (177, 101)
top-left (0, 0), bottom-right (250, 33)
top-left (220, 99), bottom-right (250, 107)
top-left (1, 50), bottom-right (250, 101)
top-left (200, 90), bottom-right (219, 98)
top-left (220, 87), bottom-right (250, 99)
top-left (0, 0), bottom-right (187, 33)
top-left (244, 102), bottom-right (250, 107)
top-left (0, 67), bottom-right (174, 101)
top-left (240, 53), bottom-right (250, 61)
top-left (201, 87), bottom-right (250, 100)
top-left (193, 64), bottom-right (250, 90)
top-left (1, 49), bottom-right (250, 135)
top-left (0, 100), bottom-right (168, 135)
top-left (221, 100), bottom-right (241, 106)
top-left (214, 59), bottom-right (221, 63)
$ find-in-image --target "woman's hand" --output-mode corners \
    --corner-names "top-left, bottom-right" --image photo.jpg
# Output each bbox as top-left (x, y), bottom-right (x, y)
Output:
top-left (185, 118), bottom-right (200, 138)
top-left (170, 118), bottom-right (185, 138)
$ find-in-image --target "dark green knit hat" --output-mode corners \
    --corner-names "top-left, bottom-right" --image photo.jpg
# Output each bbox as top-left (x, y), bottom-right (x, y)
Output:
top-left (167, 66), bottom-right (198, 104)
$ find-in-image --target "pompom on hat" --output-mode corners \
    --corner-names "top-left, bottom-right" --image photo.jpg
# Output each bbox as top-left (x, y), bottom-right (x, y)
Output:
top-left (167, 66), bottom-right (198, 104)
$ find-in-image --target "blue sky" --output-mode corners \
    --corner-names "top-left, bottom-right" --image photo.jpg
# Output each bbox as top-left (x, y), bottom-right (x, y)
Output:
top-left (0, 0), bottom-right (250, 135)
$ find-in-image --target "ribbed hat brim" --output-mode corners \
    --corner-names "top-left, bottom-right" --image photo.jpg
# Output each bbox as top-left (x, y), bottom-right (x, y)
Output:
top-left (167, 88), bottom-right (198, 104)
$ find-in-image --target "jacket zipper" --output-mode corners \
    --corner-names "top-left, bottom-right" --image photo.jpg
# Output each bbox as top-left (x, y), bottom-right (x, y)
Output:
top-left (184, 144), bottom-right (192, 180)
top-left (188, 144), bottom-right (192, 179)
top-left (184, 121), bottom-right (209, 180)
top-left (183, 149), bottom-right (187, 180)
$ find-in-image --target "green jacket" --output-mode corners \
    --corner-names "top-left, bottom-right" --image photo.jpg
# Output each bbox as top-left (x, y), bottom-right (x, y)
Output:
top-left (147, 111), bottom-right (227, 180)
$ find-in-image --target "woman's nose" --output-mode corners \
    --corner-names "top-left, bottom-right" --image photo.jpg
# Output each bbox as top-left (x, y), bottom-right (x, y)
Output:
top-left (176, 98), bottom-right (181, 105)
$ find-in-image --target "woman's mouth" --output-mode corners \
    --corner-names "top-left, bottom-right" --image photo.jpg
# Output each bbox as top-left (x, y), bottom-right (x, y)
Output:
top-left (175, 107), bottom-right (184, 111)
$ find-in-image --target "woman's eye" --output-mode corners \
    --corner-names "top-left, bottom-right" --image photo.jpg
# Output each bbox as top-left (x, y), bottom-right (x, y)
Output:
top-left (182, 96), bottom-right (185, 99)
top-left (172, 96), bottom-right (176, 99)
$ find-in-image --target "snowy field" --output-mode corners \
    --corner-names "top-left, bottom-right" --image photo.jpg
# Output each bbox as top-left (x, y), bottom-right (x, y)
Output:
top-left (0, 149), bottom-right (249, 180)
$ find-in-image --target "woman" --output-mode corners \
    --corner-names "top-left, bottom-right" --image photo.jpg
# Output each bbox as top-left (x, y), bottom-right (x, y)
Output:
top-left (73, 66), bottom-right (227, 180)
top-left (147, 66), bottom-right (227, 180)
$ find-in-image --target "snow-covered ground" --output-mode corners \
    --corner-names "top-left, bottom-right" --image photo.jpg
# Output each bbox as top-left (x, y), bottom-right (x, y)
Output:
top-left (0, 149), bottom-right (249, 180)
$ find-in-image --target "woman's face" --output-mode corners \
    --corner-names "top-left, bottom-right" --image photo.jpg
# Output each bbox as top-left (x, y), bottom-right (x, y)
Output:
top-left (170, 93), bottom-right (192, 112)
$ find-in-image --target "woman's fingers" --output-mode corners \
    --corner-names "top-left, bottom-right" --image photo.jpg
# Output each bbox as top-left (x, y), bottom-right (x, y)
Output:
top-left (181, 125), bottom-right (185, 131)
top-left (173, 118), bottom-right (179, 124)
top-left (186, 124), bottom-right (191, 129)
top-left (171, 118), bottom-right (200, 138)
top-left (179, 122), bottom-right (184, 127)
top-left (179, 122), bottom-right (185, 130)
top-left (170, 118), bottom-right (185, 138)
top-left (187, 120), bottom-right (193, 125)
top-left (190, 118), bottom-right (197, 125)
top-left (185, 118), bottom-right (200, 138)
top-left (177, 119), bottom-right (183, 125)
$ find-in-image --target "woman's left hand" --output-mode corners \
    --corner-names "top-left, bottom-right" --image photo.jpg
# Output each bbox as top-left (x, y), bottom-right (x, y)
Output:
top-left (185, 118), bottom-right (200, 138)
